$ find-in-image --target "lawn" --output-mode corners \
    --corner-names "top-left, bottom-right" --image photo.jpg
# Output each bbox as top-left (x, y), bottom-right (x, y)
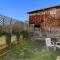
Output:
top-left (0, 40), bottom-right (59, 60)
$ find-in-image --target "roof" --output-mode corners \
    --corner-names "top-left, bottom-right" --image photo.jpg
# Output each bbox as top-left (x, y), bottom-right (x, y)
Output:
top-left (27, 4), bottom-right (60, 14)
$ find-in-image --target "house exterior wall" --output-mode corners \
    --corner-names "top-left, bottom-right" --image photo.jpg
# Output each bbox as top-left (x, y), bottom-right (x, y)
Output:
top-left (29, 9), bottom-right (60, 27)
top-left (28, 6), bottom-right (60, 38)
top-left (29, 8), bottom-right (60, 28)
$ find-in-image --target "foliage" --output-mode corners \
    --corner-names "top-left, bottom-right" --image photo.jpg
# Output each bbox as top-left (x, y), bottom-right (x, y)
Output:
top-left (12, 21), bottom-right (23, 34)
top-left (5, 33), bottom-right (11, 47)
top-left (15, 31), bottom-right (20, 42)
top-left (56, 48), bottom-right (60, 56)
top-left (20, 29), bottom-right (29, 39)
top-left (14, 29), bottom-right (29, 41)
top-left (0, 40), bottom-right (59, 60)
top-left (0, 26), bottom-right (2, 36)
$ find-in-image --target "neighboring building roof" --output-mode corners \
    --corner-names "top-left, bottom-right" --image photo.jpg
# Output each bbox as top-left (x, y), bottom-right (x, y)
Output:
top-left (27, 4), bottom-right (60, 14)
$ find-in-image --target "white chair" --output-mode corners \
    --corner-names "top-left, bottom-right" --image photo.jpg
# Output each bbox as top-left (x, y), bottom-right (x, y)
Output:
top-left (45, 38), bottom-right (56, 50)
top-left (45, 38), bottom-right (55, 47)
top-left (56, 42), bottom-right (60, 48)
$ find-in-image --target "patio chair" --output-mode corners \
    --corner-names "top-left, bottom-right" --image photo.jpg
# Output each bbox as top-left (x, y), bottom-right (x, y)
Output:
top-left (45, 38), bottom-right (56, 51)
top-left (45, 38), bottom-right (55, 47)
top-left (56, 42), bottom-right (60, 48)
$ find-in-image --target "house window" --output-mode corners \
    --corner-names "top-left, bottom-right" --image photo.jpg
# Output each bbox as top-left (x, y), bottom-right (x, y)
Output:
top-left (49, 10), bottom-right (56, 14)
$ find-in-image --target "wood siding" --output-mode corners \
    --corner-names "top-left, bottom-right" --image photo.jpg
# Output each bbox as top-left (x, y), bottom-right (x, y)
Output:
top-left (29, 8), bottom-right (60, 28)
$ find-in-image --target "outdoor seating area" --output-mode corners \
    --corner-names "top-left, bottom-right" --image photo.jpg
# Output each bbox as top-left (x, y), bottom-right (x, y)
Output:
top-left (45, 38), bottom-right (60, 50)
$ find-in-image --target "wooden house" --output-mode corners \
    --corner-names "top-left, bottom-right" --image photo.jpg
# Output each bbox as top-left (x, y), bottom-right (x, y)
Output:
top-left (27, 5), bottom-right (60, 40)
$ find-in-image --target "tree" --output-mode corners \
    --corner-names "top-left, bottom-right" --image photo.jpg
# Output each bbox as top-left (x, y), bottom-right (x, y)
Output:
top-left (12, 21), bottom-right (24, 34)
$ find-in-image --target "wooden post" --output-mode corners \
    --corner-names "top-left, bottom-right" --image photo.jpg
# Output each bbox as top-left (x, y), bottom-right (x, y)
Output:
top-left (43, 9), bottom-right (46, 28)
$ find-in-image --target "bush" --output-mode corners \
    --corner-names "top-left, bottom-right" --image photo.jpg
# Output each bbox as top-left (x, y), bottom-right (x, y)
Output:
top-left (20, 30), bottom-right (29, 40)
top-left (5, 33), bottom-right (11, 47)
top-left (0, 26), bottom-right (2, 36)
top-left (15, 31), bottom-right (20, 42)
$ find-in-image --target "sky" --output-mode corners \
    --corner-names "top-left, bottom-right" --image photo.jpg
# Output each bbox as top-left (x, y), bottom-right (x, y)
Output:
top-left (0, 0), bottom-right (60, 21)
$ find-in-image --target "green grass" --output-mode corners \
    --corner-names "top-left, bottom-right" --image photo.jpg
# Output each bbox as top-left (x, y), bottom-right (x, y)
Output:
top-left (0, 40), bottom-right (59, 60)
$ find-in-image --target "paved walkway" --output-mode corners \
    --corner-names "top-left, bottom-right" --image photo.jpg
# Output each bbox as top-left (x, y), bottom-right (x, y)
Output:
top-left (56, 56), bottom-right (60, 60)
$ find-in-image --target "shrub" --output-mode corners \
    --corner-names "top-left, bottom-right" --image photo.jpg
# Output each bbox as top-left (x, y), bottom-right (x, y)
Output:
top-left (0, 26), bottom-right (2, 36)
top-left (5, 33), bottom-right (11, 47)
top-left (15, 31), bottom-right (20, 42)
top-left (20, 30), bottom-right (29, 40)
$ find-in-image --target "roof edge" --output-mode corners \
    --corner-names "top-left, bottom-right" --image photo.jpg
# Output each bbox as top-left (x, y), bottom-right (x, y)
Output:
top-left (27, 4), bottom-right (60, 14)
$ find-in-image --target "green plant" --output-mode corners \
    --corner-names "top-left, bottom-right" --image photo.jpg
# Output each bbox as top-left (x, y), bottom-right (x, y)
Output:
top-left (20, 30), bottom-right (29, 40)
top-left (0, 26), bottom-right (2, 36)
top-left (16, 31), bottom-right (20, 42)
top-left (0, 40), bottom-right (58, 60)
top-left (5, 33), bottom-right (11, 47)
